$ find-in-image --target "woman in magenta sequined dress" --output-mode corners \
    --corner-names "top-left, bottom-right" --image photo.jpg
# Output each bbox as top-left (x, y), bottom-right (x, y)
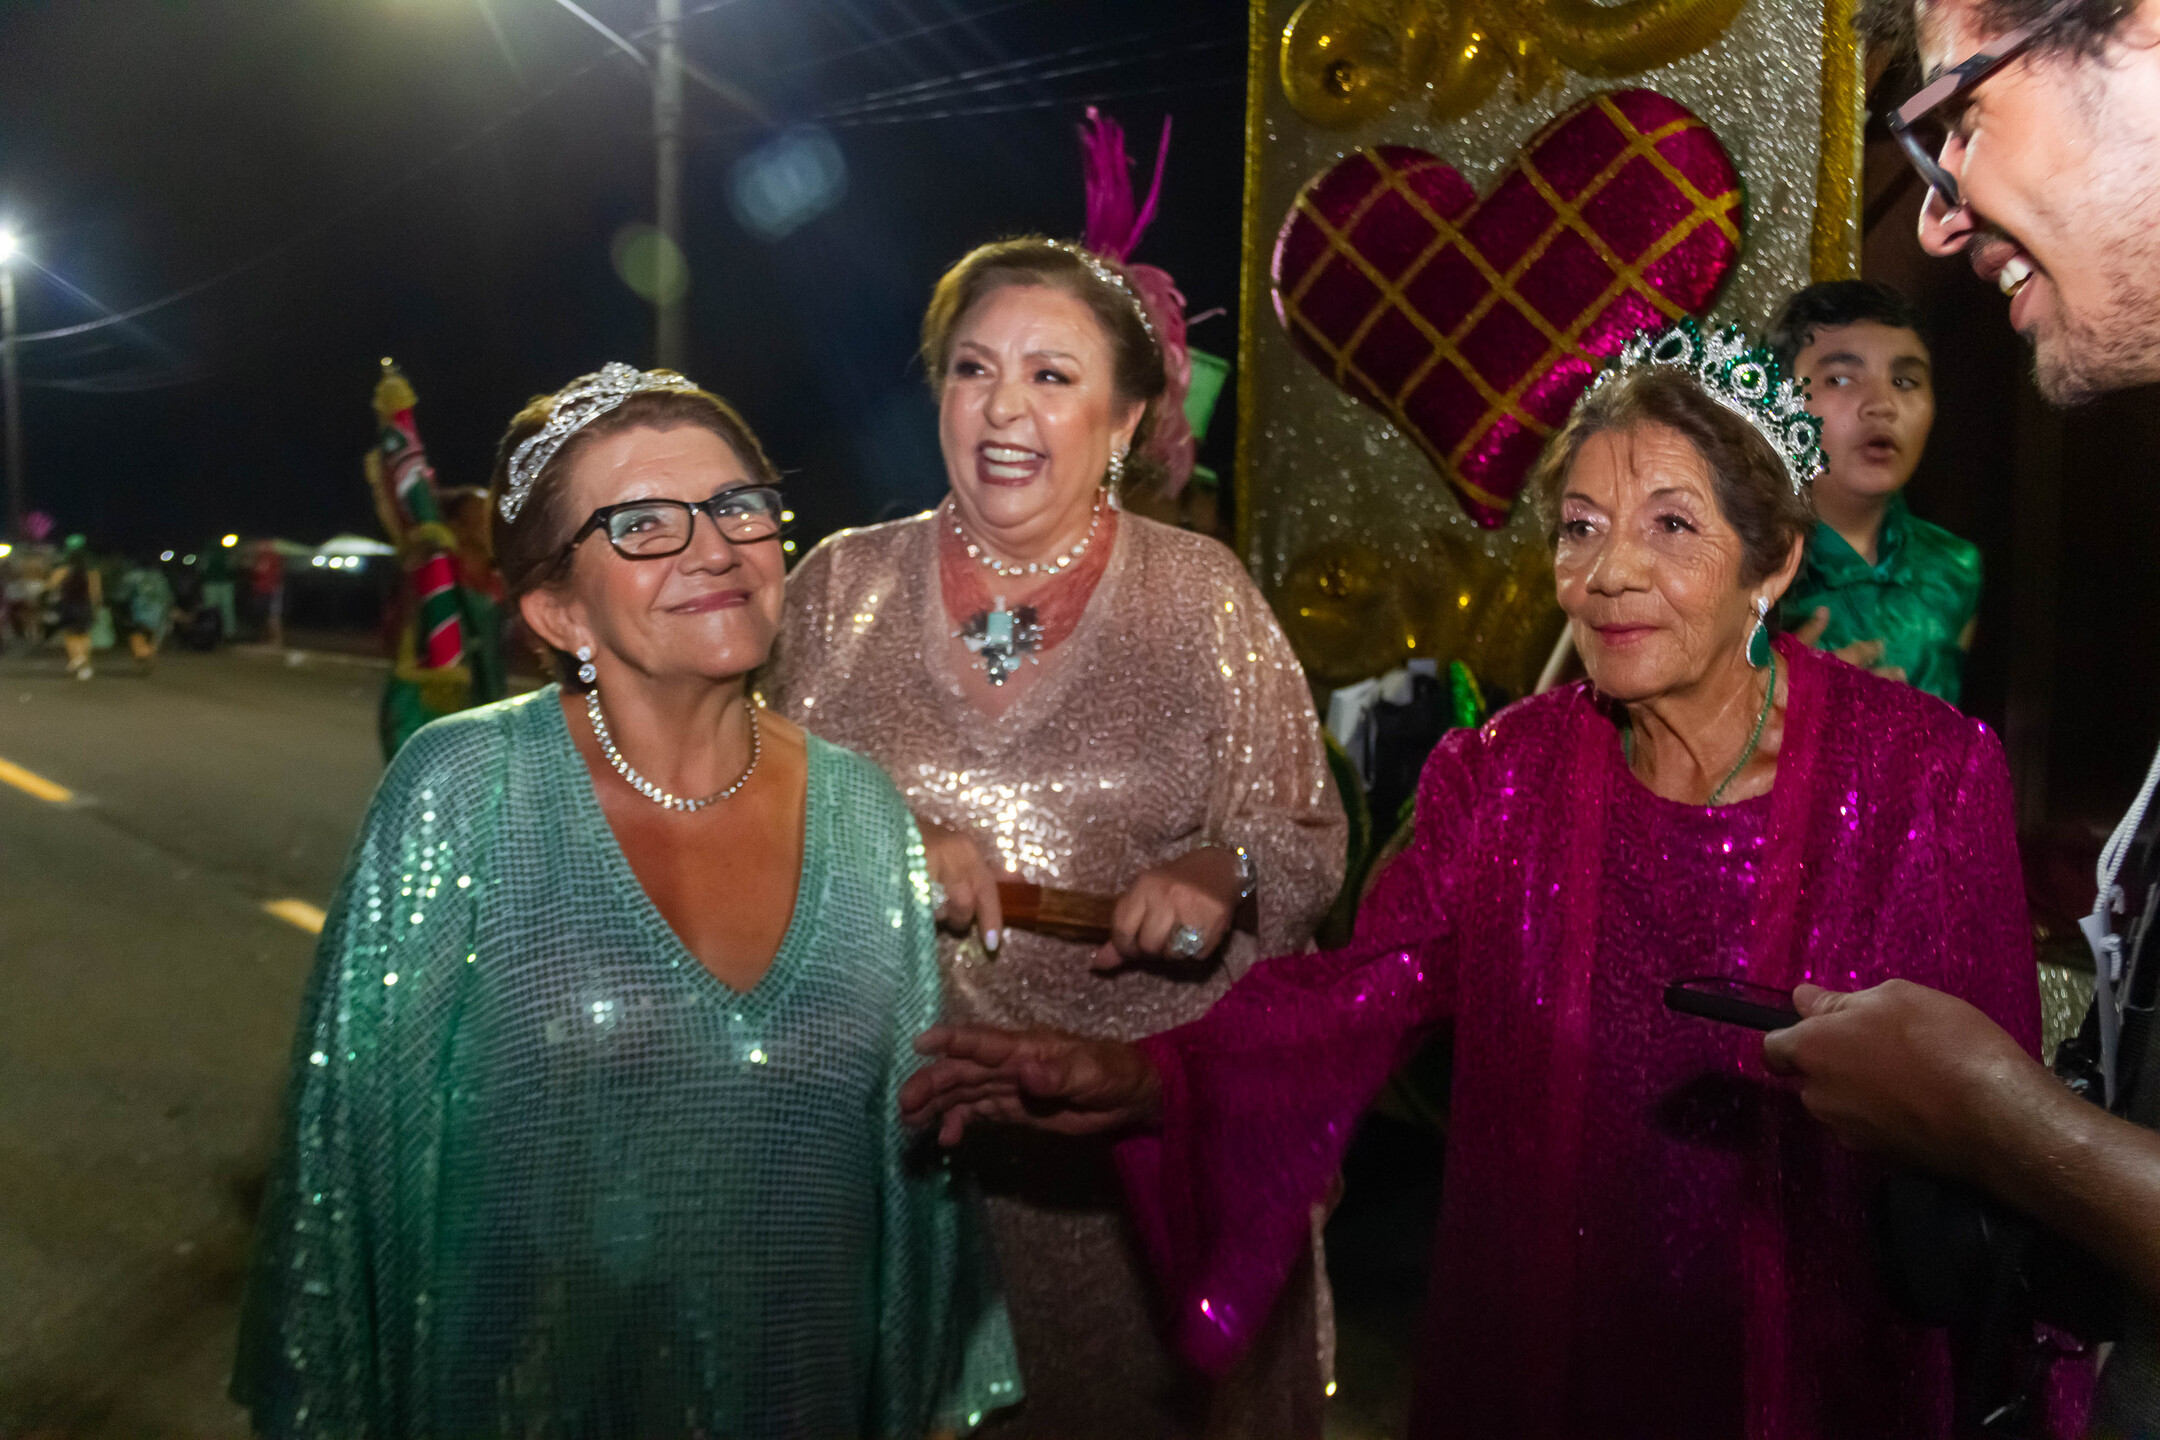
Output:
top-left (903, 335), bottom-right (2082, 1438)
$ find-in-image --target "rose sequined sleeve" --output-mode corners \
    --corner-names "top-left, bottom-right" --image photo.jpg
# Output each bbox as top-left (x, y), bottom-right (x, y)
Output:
top-left (761, 537), bottom-right (844, 719)
top-left (1201, 565), bottom-right (1347, 960)
top-left (1116, 730), bottom-right (1474, 1375)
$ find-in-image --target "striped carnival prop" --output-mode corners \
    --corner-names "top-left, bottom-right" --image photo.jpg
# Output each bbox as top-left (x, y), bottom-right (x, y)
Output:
top-left (366, 361), bottom-right (469, 674)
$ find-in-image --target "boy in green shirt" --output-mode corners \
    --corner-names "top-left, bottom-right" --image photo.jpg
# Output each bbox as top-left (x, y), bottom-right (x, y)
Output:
top-left (1769, 280), bottom-right (1983, 705)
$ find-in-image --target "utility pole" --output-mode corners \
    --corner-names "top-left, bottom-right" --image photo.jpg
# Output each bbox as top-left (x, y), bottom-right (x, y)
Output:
top-left (546, 0), bottom-right (744, 369)
top-left (653, 0), bottom-right (686, 371)
top-left (0, 253), bottom-right (21, 544)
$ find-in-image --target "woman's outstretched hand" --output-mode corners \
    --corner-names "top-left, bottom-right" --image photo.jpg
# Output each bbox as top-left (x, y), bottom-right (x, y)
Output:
top-left (899, 1025), bottom-right (1163, 1148)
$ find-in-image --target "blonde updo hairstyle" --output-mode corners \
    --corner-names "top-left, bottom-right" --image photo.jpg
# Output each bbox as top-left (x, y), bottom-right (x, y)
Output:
top-left (920, 237), bottom-right (1170, 497)
top-left (488, 381), bottom-right (782, 689)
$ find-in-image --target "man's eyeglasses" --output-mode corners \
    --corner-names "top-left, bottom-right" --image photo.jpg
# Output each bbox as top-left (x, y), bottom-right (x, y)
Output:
top-left (1887, 0), bottom-right (2077, 211)
top-left (558, 485), bottom-right (787, 565)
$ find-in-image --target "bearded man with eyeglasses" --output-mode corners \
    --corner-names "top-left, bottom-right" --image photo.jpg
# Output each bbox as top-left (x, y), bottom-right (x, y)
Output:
top-left (1762, 1), bottom-right (2160, 1430)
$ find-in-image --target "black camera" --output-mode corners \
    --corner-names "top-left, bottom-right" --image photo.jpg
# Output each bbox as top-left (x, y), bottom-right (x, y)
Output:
top-left (1873, 857), bottom-right (2160, 1435)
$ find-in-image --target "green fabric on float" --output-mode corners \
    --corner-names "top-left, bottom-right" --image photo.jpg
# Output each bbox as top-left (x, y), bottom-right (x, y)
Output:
top-left (234, 690), bottom-right (1021, 1437)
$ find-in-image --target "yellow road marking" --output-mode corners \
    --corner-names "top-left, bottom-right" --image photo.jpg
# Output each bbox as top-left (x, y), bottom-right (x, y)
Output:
top-left (263, 899), bottom-right (327, 935)
top-left (0, 756), bottom-right (73, 804)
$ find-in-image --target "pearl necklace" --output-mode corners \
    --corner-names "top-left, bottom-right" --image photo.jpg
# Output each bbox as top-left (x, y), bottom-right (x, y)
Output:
top-left (585, 685), bottom-right (760, 813)
top-left (950, 493), bottom-right (1103, 578)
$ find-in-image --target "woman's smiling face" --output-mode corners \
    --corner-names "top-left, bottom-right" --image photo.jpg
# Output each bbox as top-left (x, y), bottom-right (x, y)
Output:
top-left (524, 424), bottom-right (786, 684)
top-left (937, 282), bottom-right (1142, 554)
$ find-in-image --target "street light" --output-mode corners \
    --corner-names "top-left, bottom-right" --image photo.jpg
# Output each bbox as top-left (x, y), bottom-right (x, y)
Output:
top-left (0, 227), bottom-right (21, 544)
top-left (221, 533), bottom-right (239, 548)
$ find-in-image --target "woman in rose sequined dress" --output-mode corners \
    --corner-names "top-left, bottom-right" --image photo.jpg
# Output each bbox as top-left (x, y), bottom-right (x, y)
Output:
top-left (901, 338), bottom-right (2086, 1439)
top-left (763, 234), bottom-right (1345, 1438)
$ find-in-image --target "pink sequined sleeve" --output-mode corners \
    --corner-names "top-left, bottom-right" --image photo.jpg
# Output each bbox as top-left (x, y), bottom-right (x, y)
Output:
top-left (1200, 560), bottom-right (1348, 962)
top-left (760, 537), bottom-right (841, 714)
top-left (1115, 731), bottom-right (1474, 1375)
top-left (1928, 721), bottom-right (2041, 1053)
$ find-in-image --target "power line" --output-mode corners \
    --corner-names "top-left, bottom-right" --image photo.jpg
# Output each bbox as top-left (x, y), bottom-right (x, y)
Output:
top-left (14, 45), bottom-right (634, 345)
top-left (11, 0), bottom-right (817, 347)
top-left (816, 32), bottom-right (1232, 122)
top-left (758, 0), bottom-right (1050, 78)
top-left (14, 4), bottom-right (1224, 347)
top-left (819, 21), bottom-right (1208, 114)
top-left (552, 0), bottom-right (650, 67)
top-left (817, 73), bottom-right (1239, 129)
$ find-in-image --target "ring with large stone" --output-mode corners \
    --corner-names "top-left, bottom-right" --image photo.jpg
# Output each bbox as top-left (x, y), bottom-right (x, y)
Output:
top-left (1165, 924), bottom-right (1207, 961)
top-left (928, 881), bottom-right (949, 913)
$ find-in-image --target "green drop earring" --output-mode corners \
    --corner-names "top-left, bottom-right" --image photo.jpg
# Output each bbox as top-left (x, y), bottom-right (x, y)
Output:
top-left (1746, 596), bottom-right (1773, 669)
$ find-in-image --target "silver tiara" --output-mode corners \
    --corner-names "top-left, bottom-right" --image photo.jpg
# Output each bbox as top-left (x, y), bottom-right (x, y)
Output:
top-left (1587, 319), bottom-right (1825, 494)
top-left (1048, 241), bottom-right (1156, 344)
top-left (499, 362), bottom-right (702, 522)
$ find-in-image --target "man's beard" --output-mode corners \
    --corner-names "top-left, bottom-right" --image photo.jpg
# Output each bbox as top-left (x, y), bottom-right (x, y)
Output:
top-left (2034, 274), bottom-right (2160, 405)
top-left (2031, 150), bottom-right (2160, 404)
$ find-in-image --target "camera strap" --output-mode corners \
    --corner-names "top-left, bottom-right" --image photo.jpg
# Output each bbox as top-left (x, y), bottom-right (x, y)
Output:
top-left (2082, 734), bottom-right (2160, 1106)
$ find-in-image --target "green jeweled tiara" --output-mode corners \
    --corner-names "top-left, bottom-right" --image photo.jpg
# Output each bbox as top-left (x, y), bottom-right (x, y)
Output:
top-left (1589, 319), bottom-right (1824, 494)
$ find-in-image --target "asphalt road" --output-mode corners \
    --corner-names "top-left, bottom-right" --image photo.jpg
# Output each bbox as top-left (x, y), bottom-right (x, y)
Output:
top-left (0, 645), bottom-right (385, 1439)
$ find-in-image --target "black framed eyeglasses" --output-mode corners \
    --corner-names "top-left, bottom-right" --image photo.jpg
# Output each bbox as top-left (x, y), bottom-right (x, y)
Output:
top-left (558, 485), bottom-right (787, 565)
top-left (1886, 0), bottom-right (2077, 211)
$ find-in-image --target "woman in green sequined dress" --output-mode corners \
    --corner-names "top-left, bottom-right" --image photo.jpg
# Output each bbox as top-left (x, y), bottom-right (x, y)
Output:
top-left (234, 366), bottom-right (1020, 1439)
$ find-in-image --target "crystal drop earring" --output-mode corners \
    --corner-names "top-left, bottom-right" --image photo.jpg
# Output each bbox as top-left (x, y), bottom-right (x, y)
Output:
top-left (576, 645), bottom-right (598, 687)
top-left (1105, 449), bottom-right (1126, 510)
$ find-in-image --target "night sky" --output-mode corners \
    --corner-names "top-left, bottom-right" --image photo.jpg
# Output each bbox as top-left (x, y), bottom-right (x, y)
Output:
top-left (0, 0), bottom-right (1250, 558)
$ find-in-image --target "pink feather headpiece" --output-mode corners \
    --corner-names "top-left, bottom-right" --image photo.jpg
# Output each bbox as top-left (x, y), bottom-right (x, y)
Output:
top-left (1078, 106), bottom-right (1197, 497)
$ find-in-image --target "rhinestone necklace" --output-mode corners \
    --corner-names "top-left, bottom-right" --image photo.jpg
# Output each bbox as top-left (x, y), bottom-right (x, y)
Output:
top-left (585, 685), bottom-right (760, 812)
top-left (1706, 652), bottom-right (1777, 805)
top-left (950, 492), bottom-right (1103, 578)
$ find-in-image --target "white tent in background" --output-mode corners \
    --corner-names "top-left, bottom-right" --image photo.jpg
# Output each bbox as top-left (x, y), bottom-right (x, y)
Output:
top-left (315, 534), bottom-right (395, 557)
top-left (309, 534), bottom-right (396, 571)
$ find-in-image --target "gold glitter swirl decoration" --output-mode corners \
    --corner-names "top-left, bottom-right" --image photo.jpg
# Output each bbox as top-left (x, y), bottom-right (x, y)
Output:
top-left (1282, 0), bottom-right (1745, 125)
top-left (1278, 538), bottom-right (1415, 684)
top-left (1279, 529), bottom-right (1563, 693)
top-left (1406, 526), bottom-right (1565, 696)
top-left (1279, 0), bottom-right (1439, 127)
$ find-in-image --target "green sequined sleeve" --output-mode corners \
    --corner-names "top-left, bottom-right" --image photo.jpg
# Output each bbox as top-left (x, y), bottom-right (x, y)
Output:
top-left (861, 773), bottom-right (1024, 1433)
top-left (233, 709), bottom-right (500, 1434)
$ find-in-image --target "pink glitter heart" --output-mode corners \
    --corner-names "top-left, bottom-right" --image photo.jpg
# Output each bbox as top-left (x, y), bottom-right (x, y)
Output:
top-left (1272, 89), bottom-right (1743, 527)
